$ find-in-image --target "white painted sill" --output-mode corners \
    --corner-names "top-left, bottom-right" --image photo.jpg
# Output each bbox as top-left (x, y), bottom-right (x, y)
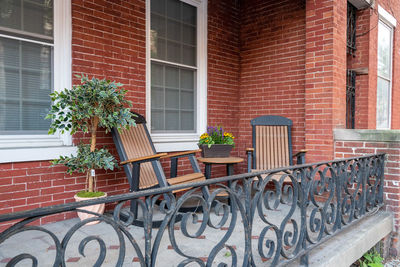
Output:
top-left (0, 146), bottom-right (77, 164)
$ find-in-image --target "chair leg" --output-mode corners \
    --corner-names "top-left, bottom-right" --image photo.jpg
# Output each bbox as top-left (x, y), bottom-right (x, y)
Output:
top-left (130, 199), bottom-right (138, 220)
top-left (130, 162), bottom-right (140, 220)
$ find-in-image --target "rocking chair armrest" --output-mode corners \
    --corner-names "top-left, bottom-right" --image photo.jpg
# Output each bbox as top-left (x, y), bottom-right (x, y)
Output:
top-left (120, 153), bottom-right (168, 165)
top-left (161, 149), bottom-right (201, 159)
top-left (293, 150), bottom-right (307, 165)
top-left (293, 150), bottom-right (307, 157)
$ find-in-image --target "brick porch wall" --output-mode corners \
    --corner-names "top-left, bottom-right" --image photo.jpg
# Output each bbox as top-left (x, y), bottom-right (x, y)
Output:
top-left (334, 129), bottom-right (400, 255)
top-left (236, 0), bottom-right (307, 173)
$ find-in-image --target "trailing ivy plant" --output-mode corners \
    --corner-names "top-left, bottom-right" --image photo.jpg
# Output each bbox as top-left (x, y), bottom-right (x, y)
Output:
top-left (46, 75), bottom-right (136, 196)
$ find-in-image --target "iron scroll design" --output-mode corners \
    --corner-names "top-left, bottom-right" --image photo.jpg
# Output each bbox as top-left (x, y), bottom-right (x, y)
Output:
top-left (0, 154), bottom-right (385, 266)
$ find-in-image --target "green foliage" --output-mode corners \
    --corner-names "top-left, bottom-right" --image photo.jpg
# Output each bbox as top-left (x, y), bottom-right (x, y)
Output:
top-left (76, 191), bottom-right (106, 198)
top-left (51, 144), bottom-right (118, 174)
top-left (359, 249), bottom-right (384, 267)
top-left (46, 75), bottom-right (136, 135)
top-left (47, 75), bottom-right (136, 192)
top-left (198, 126), bottom-right (235, 148)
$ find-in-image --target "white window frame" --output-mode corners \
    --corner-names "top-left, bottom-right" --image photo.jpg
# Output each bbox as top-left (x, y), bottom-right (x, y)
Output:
top-left (0, 0), bottom-right (76, 163)
top-left (376, 5), bottom-right (396, 130)
top-left (146, 0), bottom-right (207, 152)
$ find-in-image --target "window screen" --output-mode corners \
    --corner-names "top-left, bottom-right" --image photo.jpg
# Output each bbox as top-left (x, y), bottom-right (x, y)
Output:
top-left (150, 0), bottom-right (197, 133)
top-left (0, 0), bottom-right (53, 134)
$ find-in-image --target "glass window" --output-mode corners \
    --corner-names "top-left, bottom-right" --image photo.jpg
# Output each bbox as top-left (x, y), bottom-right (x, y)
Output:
top-left (150, 0), bottom-right (197, 133)
top-left (376, 20), bottom-right (393, 129)
top-left (0, 0), bottom-right (53, 134)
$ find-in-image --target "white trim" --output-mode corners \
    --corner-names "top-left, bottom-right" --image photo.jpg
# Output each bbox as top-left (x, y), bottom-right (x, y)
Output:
top-left (0, 33), bottom-right (54, 46)
top-left (376, 19), bottom-right (393, 130)
top-left (0, 0), bottom-right (73, 158)
top-left (146, 0), bottom-right (207, 152)
top-left (53, 0), bottom-right (72, 146)
top-left (0, 146), bottom-right (77, 164)
top-left (378, 5), bottom-right (397, 27)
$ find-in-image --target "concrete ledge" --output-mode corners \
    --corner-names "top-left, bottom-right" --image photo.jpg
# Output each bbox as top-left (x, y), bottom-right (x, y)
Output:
top-left (334, 129), bottom-right (400, 142)
top-left (307, 211), bottom-right (393, 267)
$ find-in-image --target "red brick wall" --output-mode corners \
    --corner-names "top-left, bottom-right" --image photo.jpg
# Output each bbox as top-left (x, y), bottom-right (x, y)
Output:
top-left (304, 0), bottom-right (347, 162)
top-left (335, 138), bottom-right (400, 252)
top-left (236, 0), bottom-right (307, 172)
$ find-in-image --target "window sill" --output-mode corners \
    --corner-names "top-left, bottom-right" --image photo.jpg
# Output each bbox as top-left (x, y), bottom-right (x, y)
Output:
top-left (152, 134), bottom-right (199, 152)
top-left (0, 146), bottom-right (77, 164)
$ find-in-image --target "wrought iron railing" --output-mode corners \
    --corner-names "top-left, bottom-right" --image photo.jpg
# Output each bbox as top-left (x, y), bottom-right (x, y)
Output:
top-left (0, 154), bottom-right (385, 266)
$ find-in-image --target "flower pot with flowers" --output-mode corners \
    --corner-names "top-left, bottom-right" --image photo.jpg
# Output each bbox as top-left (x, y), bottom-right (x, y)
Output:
top-left (198, 126), bottom-right (235, 158)
top-left (46, 75), bottom-right (136, 223)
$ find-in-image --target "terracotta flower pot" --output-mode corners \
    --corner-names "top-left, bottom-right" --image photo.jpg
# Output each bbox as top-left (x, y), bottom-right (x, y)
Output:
top-left (74, 193), bottom-right (107, 225)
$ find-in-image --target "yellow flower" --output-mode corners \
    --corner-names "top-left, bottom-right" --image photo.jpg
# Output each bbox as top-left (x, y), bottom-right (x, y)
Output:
top-left (224, 132), bottom-right (234, 138)
top-left (200, 133), bottom-right (209, 139)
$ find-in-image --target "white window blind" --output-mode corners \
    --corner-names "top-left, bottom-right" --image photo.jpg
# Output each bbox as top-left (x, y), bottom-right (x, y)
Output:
top-left (0, 0), bottom-right (53, 135)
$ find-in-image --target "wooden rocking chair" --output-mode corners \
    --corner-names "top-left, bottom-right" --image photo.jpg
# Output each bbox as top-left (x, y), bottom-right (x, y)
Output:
top-left (112, 112), bottom-right (208, 224)
top-left (246, 115), bottom-right (307, 181)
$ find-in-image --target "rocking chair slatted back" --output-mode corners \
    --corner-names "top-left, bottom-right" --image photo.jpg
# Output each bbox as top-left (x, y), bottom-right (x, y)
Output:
top-left (250, 115), bottom-right (294, 171)
top-left (255, 125), bottom-right (290, 170)
top-left (117, 123), bottom-right (158, 189)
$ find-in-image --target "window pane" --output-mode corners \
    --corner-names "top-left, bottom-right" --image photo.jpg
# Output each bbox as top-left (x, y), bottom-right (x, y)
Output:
top-left (165, 88), bottom-right (179, 109)
top-left (180, 69), bottom-right (194, 89)
top-left (182, 24), bottom-right (196, 45)
top-left (165, 66), bottom-right (179, 88)
top-left (23, 0), bottom-right (53, 37)
top-left (0, 0), bottom-right (53, 37)
top-left (376, 77), bottom-right (390, 129)
top-left (151, 63), bottom-right (163, 86)
top-left (180, 91), bottom-right (194, 110)
top-left (182, 45), bottom-right (196, 66)
top-left (151, 0), bottom-right (165, 15)
top-left (151, 87), bottom-right (164, 108)
top-left (151, 37), bottom-right (166, 60)
top-left (150, 0), bottom-right (197, 133)
top-left (166, 40), bottom-right (181, 63)
top-left (378, 21), bottom-right (391, 79)
top-left (166, 0), bottom-right (180, 20)
top-left (165, 110), bottom-right (179, 130)
top-left (0, 0), bottom-right (22, 32)
top-left (151, 110), bottom-right (164, 130)
top-left (182, 3), bottom-right (196, 25)
top-left (181, 111), bottom-right (194, 130)
top-left (0, 37), bottom-right (52, 134)
top-left (166, 19), bottom-right (181, 42)
top-left (151, 14), bottom-right (166, 39)
top-left (150, 62), bottom-right (196, 132)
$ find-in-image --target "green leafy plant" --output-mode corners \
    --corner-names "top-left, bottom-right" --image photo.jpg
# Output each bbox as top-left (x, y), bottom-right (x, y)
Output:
top-left (198, 126), bottom-right (235, 148)
top-left (46, 75), bottom-right (136, 196)
top-left (359, 249), bottom-right (384, 267)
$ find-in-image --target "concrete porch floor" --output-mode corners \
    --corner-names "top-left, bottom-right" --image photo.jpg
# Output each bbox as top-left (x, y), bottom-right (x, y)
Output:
top-left (0, 202), bottom-right (393, 266)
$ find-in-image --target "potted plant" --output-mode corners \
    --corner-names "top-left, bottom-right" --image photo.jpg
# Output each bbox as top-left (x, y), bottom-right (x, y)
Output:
top-left (198, 126), bottom-right (235, 157)
top-left (46, 75), bottom-right (136, 222)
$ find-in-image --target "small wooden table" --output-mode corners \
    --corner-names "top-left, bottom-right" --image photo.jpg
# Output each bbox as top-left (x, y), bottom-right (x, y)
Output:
top-left (197, 157), bottom-right (244, 180)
